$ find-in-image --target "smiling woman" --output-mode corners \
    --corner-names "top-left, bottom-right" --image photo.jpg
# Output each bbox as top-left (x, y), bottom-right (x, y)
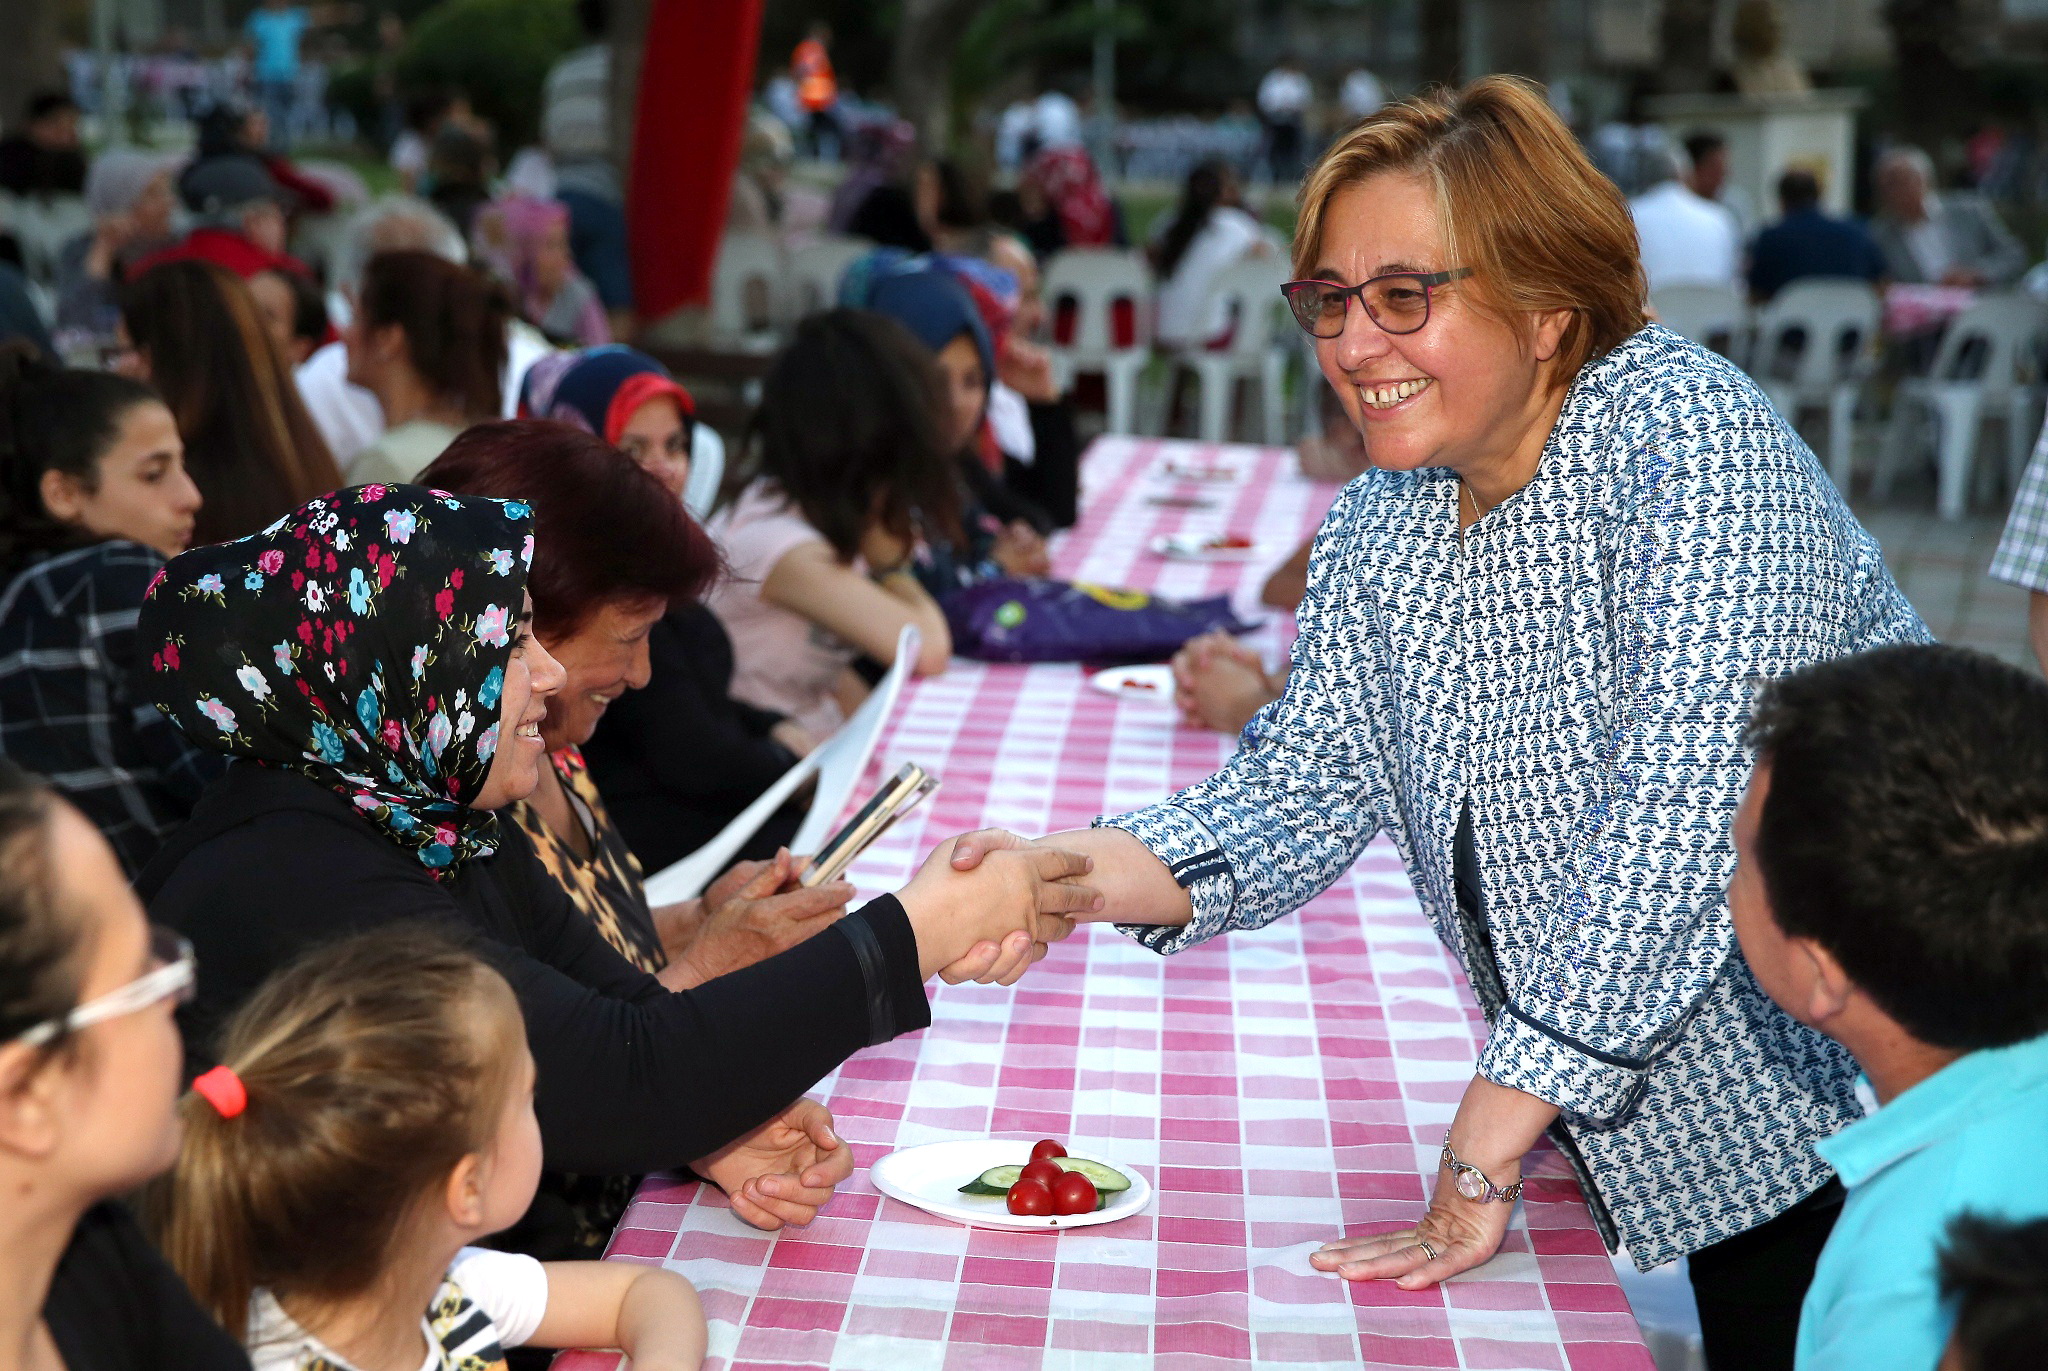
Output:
top-left (0, 348), bottom-right (221, 875)
top-left (134, 481), bottom-right (1099, 1267)
top-left (952, 74), bottom-right (1931, 1371)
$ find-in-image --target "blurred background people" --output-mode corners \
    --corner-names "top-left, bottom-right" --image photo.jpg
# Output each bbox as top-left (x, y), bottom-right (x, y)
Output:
top-left (116, 259), bottom-right (339, 544)
top-left (342, 249), bottom-right (510, 482)
top-left (1871, 146), bottom-right (2026, 288)
top-left (1748, 168), bottom-right (1887, 303)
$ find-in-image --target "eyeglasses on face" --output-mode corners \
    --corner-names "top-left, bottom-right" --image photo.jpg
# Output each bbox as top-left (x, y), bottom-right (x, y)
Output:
top-left (1280, 268), bottom-right (1473, 339)
top-left (13, 925), bottom-right (195, 1049)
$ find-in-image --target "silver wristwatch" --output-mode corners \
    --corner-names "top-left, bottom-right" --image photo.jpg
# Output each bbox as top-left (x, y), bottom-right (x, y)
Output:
top-left (1440, 1131), bottom-right (1524, 1204)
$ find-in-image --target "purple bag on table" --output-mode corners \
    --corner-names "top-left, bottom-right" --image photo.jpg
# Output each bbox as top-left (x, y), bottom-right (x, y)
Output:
top-left (943, 578), bottom-right (1256, 664)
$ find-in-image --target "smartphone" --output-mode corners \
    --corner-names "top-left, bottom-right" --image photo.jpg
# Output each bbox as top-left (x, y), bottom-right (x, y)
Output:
top-left (801, 762), bottom-right (939, 888)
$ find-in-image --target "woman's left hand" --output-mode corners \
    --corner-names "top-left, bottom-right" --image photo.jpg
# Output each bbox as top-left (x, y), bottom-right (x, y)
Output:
top-left (692, 1097), bottom-right (853, 1230)
top-left (1309, 1160), bottom-right (1517, 1289)
top-left (992, 521), bottom-right (1051, 578)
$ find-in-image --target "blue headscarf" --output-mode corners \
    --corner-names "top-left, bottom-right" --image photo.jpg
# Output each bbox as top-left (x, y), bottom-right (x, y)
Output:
top-left (839, 250), bottom-right (995, 382)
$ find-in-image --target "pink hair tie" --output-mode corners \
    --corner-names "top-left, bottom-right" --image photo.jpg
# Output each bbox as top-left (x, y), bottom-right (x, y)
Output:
top-left (192, 1064), bottom-right (247, 1119)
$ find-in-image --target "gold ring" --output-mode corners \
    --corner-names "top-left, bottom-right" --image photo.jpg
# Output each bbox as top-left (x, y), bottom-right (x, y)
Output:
top-left (1415, 1240), bottom-right (1439, 1262)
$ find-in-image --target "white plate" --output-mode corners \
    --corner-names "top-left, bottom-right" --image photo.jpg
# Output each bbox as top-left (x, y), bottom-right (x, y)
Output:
top-left (1150, 532), bottom-right (1260, 561)
top-left (869, 1138), bottom-right (1153, 1231)
top-left (1088, 664), bottom-right (1175, 702)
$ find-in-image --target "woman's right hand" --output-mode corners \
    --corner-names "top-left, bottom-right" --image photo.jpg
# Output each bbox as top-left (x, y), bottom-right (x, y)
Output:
top-left (896, 832), bottom-right (1100, 984)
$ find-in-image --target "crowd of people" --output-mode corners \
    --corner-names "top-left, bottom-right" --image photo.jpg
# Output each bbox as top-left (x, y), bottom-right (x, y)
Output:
top-left (1629, 129), bottom-right (2030, 301)
top-left (0, 47), bottom-right (2043, 1371)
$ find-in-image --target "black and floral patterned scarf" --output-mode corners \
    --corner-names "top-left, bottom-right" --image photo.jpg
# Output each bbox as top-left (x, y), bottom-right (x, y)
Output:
top-left (140, 483), bottom-right (535, 876)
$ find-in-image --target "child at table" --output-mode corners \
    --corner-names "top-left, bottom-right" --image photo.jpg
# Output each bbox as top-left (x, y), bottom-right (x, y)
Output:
top-left (1727, 644), bottom-right (2048, 1371)
top-left (154, 926), bottom-right (706, 1371)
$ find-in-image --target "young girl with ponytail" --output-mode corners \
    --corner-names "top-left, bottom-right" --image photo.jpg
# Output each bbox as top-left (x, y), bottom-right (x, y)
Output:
top-left (159, 925), bottom-right (705, 1371)
top-left (0, 346), bottom-right (218, 875)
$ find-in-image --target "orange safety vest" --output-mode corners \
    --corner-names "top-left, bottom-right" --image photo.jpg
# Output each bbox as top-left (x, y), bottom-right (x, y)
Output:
top-left (793, 38), bottom-right (837, 111)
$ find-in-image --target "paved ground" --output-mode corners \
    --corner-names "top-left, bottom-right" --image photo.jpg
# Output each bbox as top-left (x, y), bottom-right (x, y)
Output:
top-left (1854, 497), bottom-right (2038, 674)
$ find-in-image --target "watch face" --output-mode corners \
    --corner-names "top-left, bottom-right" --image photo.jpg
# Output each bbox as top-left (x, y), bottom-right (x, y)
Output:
top-left (1454, 1168), bottom-right (1487, 1201)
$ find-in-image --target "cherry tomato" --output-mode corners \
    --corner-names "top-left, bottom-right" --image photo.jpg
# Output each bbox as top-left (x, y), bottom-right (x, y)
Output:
top-left (1019, 1158), bottom-right (1064, 1188)
top-left (1030, 1139), bottom-right (1067, 1162)
top-left (1006, 1179), bottom-right (1054, 1216)
top-left (1051, 1171), bottom-right (1098, 1216)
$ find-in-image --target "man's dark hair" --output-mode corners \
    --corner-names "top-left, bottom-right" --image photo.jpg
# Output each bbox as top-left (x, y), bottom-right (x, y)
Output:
top-left (1939, 1214), bottom-right (2048, 1371)
top-left (1778, 168), bottom-right (1821, 213)
top-left (1745, 644), bottom-right (2048, 1051)
top-left (574, 0), bottom-right (607, 39)
top-left (25, 92), bottom-right (77, 124)
top-left (1684, 130), bottom-right (1726, 167)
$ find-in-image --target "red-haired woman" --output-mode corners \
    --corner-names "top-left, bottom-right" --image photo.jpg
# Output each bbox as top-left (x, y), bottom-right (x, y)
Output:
top-left (419, 422), bottom-right (848, 991)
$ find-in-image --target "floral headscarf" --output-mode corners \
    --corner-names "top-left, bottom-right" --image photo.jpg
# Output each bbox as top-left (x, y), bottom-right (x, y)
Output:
top-left (140, 484), bottom-right (536, 876)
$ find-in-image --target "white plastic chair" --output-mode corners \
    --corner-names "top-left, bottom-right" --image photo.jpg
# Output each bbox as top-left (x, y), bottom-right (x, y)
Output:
top-left (1650, 283), bottom-right (1750, 363)
top-left (786, 235), bottom-right (872, 319)
top-left (684, 423), bottom-right (725, 520)
top-left (1042, 248), bottom-right (1151, 435)
top-left (709, 233), bottom-right (788, 352)
top-left (1749, 279), bottom-right (1882, 490)
top-left (1875, 293), bottom-right (2048, 519)
top-left (1174, 257), bottom-right (1295, 445)
top-left (6, 194), bottom-right (91, 285)
top-left (641, 625), bottom-right (922, 903)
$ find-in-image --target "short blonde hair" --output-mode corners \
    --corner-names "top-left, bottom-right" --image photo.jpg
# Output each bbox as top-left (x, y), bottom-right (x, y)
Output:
top-left (1295, 76), bottom-right (1647, 385)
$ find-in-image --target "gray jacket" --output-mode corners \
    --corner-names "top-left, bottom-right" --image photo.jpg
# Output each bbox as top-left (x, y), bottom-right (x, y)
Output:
top-left (1872, 193), bottom-right (2029, 286)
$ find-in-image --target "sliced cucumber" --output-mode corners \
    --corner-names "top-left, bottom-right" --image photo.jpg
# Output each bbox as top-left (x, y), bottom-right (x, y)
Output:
top-left (1060, 1158), bottom-right (1131, 1194)
top-left (958, 1164), bottom-right (1025, 1196)
top-left (957, 1157), bottom-right (1131, 1197)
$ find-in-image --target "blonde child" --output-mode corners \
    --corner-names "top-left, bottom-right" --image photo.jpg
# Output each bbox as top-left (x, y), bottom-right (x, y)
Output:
top-left (157, 927), bottom-right (704, 1371)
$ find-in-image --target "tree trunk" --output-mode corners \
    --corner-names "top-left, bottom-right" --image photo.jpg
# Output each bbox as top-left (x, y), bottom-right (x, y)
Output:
top-left (1659, 0), bottom-right (1718, 95)
top-left (892, 0), bottom-right (985, 153)
top-left (608, 0), bottom-right (653, 199)
top-left (1418, 0), bottom-right (1463, 91)
top-left (0, 0), bottom-right (66, 137)
top-left (1883, 0), bottom-right (1975, 157)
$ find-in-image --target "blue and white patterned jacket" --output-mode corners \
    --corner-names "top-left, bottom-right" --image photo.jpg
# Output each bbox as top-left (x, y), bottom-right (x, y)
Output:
top-left (1104, 326), bottom-right (1931, 1269)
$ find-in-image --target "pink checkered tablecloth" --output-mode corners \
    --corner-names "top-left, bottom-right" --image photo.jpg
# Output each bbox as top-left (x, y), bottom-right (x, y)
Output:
top-left (557, 438), bottom-right (1653, 1371)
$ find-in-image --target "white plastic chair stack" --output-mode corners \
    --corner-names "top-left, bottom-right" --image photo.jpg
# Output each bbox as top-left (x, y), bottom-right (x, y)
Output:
top-left (1178, 257), bottom-right (1295, 445)
top-left (641, 625), bottom-right (922, 904)
top-left (709, 233), bottom-right (789, 352)
top-left (1042, 248), bottom-right (1151, 435)
top-left (786, 235), bottom-right (872, 320)
top-left (1876, 293), bottom-right (2048, 519)
top-left (683, 424), bottom-right (725, 520)
top-left (5, 194), bottom-right (91, 285)
top-left (1749, 279), bottom-right (1882, 491)
top-left (1649, 283), bottom-right (1750, 363)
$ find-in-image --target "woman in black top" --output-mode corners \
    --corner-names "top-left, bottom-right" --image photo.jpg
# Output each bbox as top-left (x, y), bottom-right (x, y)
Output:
top-left (515, 345), bottom-right (810, 870)
top-left (0, 757), bottom-right (248, 1371)
top-left (136, 485), bottom-right (1093, 1223)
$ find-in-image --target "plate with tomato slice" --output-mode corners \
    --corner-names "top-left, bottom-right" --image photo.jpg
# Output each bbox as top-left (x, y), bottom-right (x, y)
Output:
top-left (1087, 664), bottom-right (1175, 703)
top-left (870, 1137), bottom-right (1152, 1231)
top-left (1150, 532), bottom-right (1259, 561)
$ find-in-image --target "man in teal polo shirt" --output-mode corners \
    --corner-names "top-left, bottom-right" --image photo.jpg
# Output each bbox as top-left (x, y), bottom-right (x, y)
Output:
top-left (1727, 643), bottom-right (2048, 1371)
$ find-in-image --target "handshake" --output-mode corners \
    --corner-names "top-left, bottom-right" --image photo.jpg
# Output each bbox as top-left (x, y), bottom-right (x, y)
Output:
top-left (895, 828), bottom-right (1107, 987)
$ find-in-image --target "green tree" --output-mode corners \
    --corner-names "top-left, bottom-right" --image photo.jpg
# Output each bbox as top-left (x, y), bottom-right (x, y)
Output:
top-left (397, 0), bottom-right (579, 149)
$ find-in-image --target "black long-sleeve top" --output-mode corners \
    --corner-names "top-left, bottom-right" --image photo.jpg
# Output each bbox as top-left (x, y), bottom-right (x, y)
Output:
top-left (581, 604), bottom-right (803, 873)
top-left (138, 762), bottom-right (930, 1174)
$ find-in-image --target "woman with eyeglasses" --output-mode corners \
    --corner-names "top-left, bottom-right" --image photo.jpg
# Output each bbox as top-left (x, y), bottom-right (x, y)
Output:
top-left (0, 758), bottom-right (251, 1371)
top-left (951, 77), bottom-right (1928, 1371)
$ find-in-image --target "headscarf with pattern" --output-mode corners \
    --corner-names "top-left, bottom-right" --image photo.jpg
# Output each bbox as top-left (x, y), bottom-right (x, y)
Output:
top-left (139, 484), bottom-right (536, 876)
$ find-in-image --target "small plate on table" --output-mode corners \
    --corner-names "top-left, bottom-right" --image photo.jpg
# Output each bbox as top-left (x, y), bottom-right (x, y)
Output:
top-left (1087, 664), bottom-right (1175, 702)
top-left (870, 1138), bottom-right (1153, 1231)
top-left (1150, 531), bottom-right (1260, 561)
